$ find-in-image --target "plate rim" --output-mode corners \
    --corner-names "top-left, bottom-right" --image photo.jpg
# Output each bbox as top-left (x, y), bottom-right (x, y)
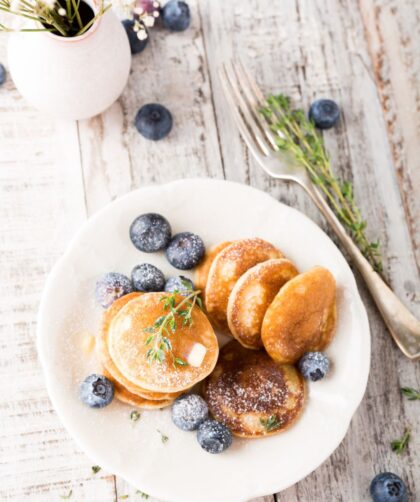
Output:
top-left (37, 178), bottom-right (371, 502)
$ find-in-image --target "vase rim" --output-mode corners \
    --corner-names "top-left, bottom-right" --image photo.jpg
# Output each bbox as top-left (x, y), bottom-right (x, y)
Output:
top-left (45, 0), bottom-right (101, 43)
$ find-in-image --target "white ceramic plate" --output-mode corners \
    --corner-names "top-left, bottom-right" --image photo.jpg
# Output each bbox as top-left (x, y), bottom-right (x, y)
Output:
top-left (37, 179), bottom-right (370, 502)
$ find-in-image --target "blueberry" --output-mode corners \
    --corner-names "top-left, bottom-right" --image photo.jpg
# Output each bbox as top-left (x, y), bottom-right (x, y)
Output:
top-left (165, 275), bottom-right (194, 295)
top-left (130, 213), bottom-right (172, 252)
top-left (298, 352), bottom-right (330, 381)
top-left (172, 394), bottom-right (208, 431)
top-left (162, 0), bottom-right (191, 31)
top-left (370, 472), bottom-right (408, 502)
top-left (197, 419), bottom-right (232, 454)
top-left (80, 374), bottom-right (114, 408)
top-left (0, 64), bottom-right (6, 86)
top-left (122, 19), bottom-right (148, 54)
top-left (135, 103), bottom-right (173, 141)
top-left (309, 99), bottom-right (340, 129)
top-left (132, 263), bottom-right (165, 292)
top-left (166, 232), bottom-right (205, 270)
top-left (95, 272), bottom-right (133, 308)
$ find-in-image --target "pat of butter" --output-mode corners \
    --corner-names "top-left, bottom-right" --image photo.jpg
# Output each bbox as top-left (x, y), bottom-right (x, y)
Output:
top-left (187, 343), bottom-right (207, 367)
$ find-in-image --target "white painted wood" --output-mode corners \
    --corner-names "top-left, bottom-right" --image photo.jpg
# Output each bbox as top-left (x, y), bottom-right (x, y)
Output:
top-left (0, 0), bottom-right (419, 500)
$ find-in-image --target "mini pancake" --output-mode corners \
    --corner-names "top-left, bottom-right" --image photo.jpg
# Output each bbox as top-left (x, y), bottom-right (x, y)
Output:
top-left (195, 241), bottom-right (232, 294)
top-left (97, 293), bottom-right (183, 401)
top-left (204, 341), bottom-right (306, 438)
top-left (102, 368), bottom-right (173, 409)
top-left (227, 259), bottom-right (299, 349)
top-left (108, 293), bottom-right (219, 393)
top-left (261, 266), bottom-right (337, 364)
top-left (205, 238), bottom-right (284, 330)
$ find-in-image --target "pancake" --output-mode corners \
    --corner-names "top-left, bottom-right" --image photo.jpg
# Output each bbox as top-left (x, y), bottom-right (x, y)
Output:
top-left (108, 293), bottom-right (219, 393)
top-left (97, 293), bottom-right (183, 401)
top-left (195, 241), bottom-right (232, 294)
top-left (205, 238), bottom-right (284, 330)
top-left (261, 266), bottom-right (337, 364)
top-left (102, 368), bottom-right (173, 409)
top-left (227, 259), bottom-right (299, 349)
top-left (204, 341), bottom-right (306, 438)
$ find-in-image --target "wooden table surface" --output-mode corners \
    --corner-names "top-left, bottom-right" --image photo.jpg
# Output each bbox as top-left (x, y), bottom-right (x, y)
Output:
top-left (1, 0), bottom-right (419, 500)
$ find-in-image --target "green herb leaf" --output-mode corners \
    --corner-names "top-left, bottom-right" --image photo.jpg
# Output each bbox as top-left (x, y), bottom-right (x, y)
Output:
top-left (136, 491), bottom-right (149, 499)
top-left (157, 429), bottom-right (169, 443)
top-left (130, 410), bottom-right (141, 422)
top-left (91, 465), bottom-right (101, 474)
top-left (173, 357), bottom-right (188, 368)
top-left (60, 489), bottom-right (73, 500)
top-left (391, 429), bottom-right (410, 454)
top-left (119, 496), bottom-right (129, 500)
top-left (144, 290), bottom-right (202, 365)
top-left (260, 415), bottom-right (282, 432)
top-left (401, 387), bottom-right (420, 401)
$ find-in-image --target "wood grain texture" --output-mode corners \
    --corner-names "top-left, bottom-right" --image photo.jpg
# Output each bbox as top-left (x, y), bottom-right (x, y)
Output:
top-left (0, 0), bottom-right (419, 501)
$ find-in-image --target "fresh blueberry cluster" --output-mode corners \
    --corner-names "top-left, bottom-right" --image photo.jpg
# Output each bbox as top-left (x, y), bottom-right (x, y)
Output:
top-left (171, 394), bottom-right (232, 454)
top-left (129, 212), bottom-right (205, 270)
top-left (95, 212), bottom-right (204, 308)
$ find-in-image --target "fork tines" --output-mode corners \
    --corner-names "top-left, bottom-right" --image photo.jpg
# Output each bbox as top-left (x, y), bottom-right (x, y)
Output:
top-left (218, 60), bottom-right (279, 158)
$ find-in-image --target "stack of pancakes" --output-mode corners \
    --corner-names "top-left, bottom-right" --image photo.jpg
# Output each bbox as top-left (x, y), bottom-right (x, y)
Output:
top-left (97, 292), bottom-right (219, 409)
top-left (196, 237), bottom-right (337, 437)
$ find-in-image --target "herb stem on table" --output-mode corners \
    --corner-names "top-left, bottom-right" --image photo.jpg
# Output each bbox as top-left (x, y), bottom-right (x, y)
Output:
top-left (391, 428), bottom-right (410, 454)
top-left (401, 387), bottom-right (420, 401)
top-left (262, 95), bottom-right (383, 273)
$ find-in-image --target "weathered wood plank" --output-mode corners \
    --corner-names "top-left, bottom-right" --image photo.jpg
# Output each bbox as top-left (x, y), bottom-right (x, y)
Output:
top-left (360, 0), bottom-right (420, 269)
top-left (0, 45), bottom-right (116, 500)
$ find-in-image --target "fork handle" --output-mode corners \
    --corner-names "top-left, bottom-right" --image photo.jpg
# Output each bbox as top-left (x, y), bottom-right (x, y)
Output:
top-left (302, 181), bottom-right (420, 360)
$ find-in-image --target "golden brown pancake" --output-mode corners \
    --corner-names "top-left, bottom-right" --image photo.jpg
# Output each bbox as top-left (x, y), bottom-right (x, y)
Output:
top-left (102, 368), bottom-right (173, 409)
top-left (108, 293), bottom-right (219, 393)
top-left (195, 241), bottom-right (232, 294)
top-left (227, 259), bottom-right (299, 349)
top-left (204, 341), bottom-right (306, 438)
top-left (261, 266), bottom-right (337, 364)
top-left (205, 238), bottom-right (284, 331)
top-left (97, 293), bottom-right (183, 401)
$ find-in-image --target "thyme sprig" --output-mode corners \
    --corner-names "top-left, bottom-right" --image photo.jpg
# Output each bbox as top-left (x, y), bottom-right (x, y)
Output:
top-left (401, 387), bottom-right (420, 401)
top-left (391, 429), bottom-right (410, 454)
top-left (262, 95), bottom-right (383, 273)
top-left (260, 415), bottom-right (282, 432)
top-left (144, 282), bottom-right (203, 366)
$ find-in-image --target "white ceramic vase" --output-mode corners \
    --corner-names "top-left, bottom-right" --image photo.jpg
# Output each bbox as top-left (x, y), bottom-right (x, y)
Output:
top-left (7, 4), bottom-right (131, 120)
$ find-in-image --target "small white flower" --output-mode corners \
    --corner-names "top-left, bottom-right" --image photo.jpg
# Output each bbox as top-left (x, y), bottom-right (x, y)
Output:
top-left (58, 6), bottom-right (66, 15)
top-left (143, 14), bottom-right (154, 27)
top-left (133, 6), bottom-right (143, 14)
top-left (137, 30), bottom-right (147, 40)
top-left (153, 1), bottom-right (159, 7)
top-left (153, 10), bottom-right (159, 17)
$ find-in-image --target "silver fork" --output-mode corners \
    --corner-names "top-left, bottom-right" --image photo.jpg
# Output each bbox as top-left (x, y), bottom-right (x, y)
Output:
top-left (219, 60), bottom-right (420, 361)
